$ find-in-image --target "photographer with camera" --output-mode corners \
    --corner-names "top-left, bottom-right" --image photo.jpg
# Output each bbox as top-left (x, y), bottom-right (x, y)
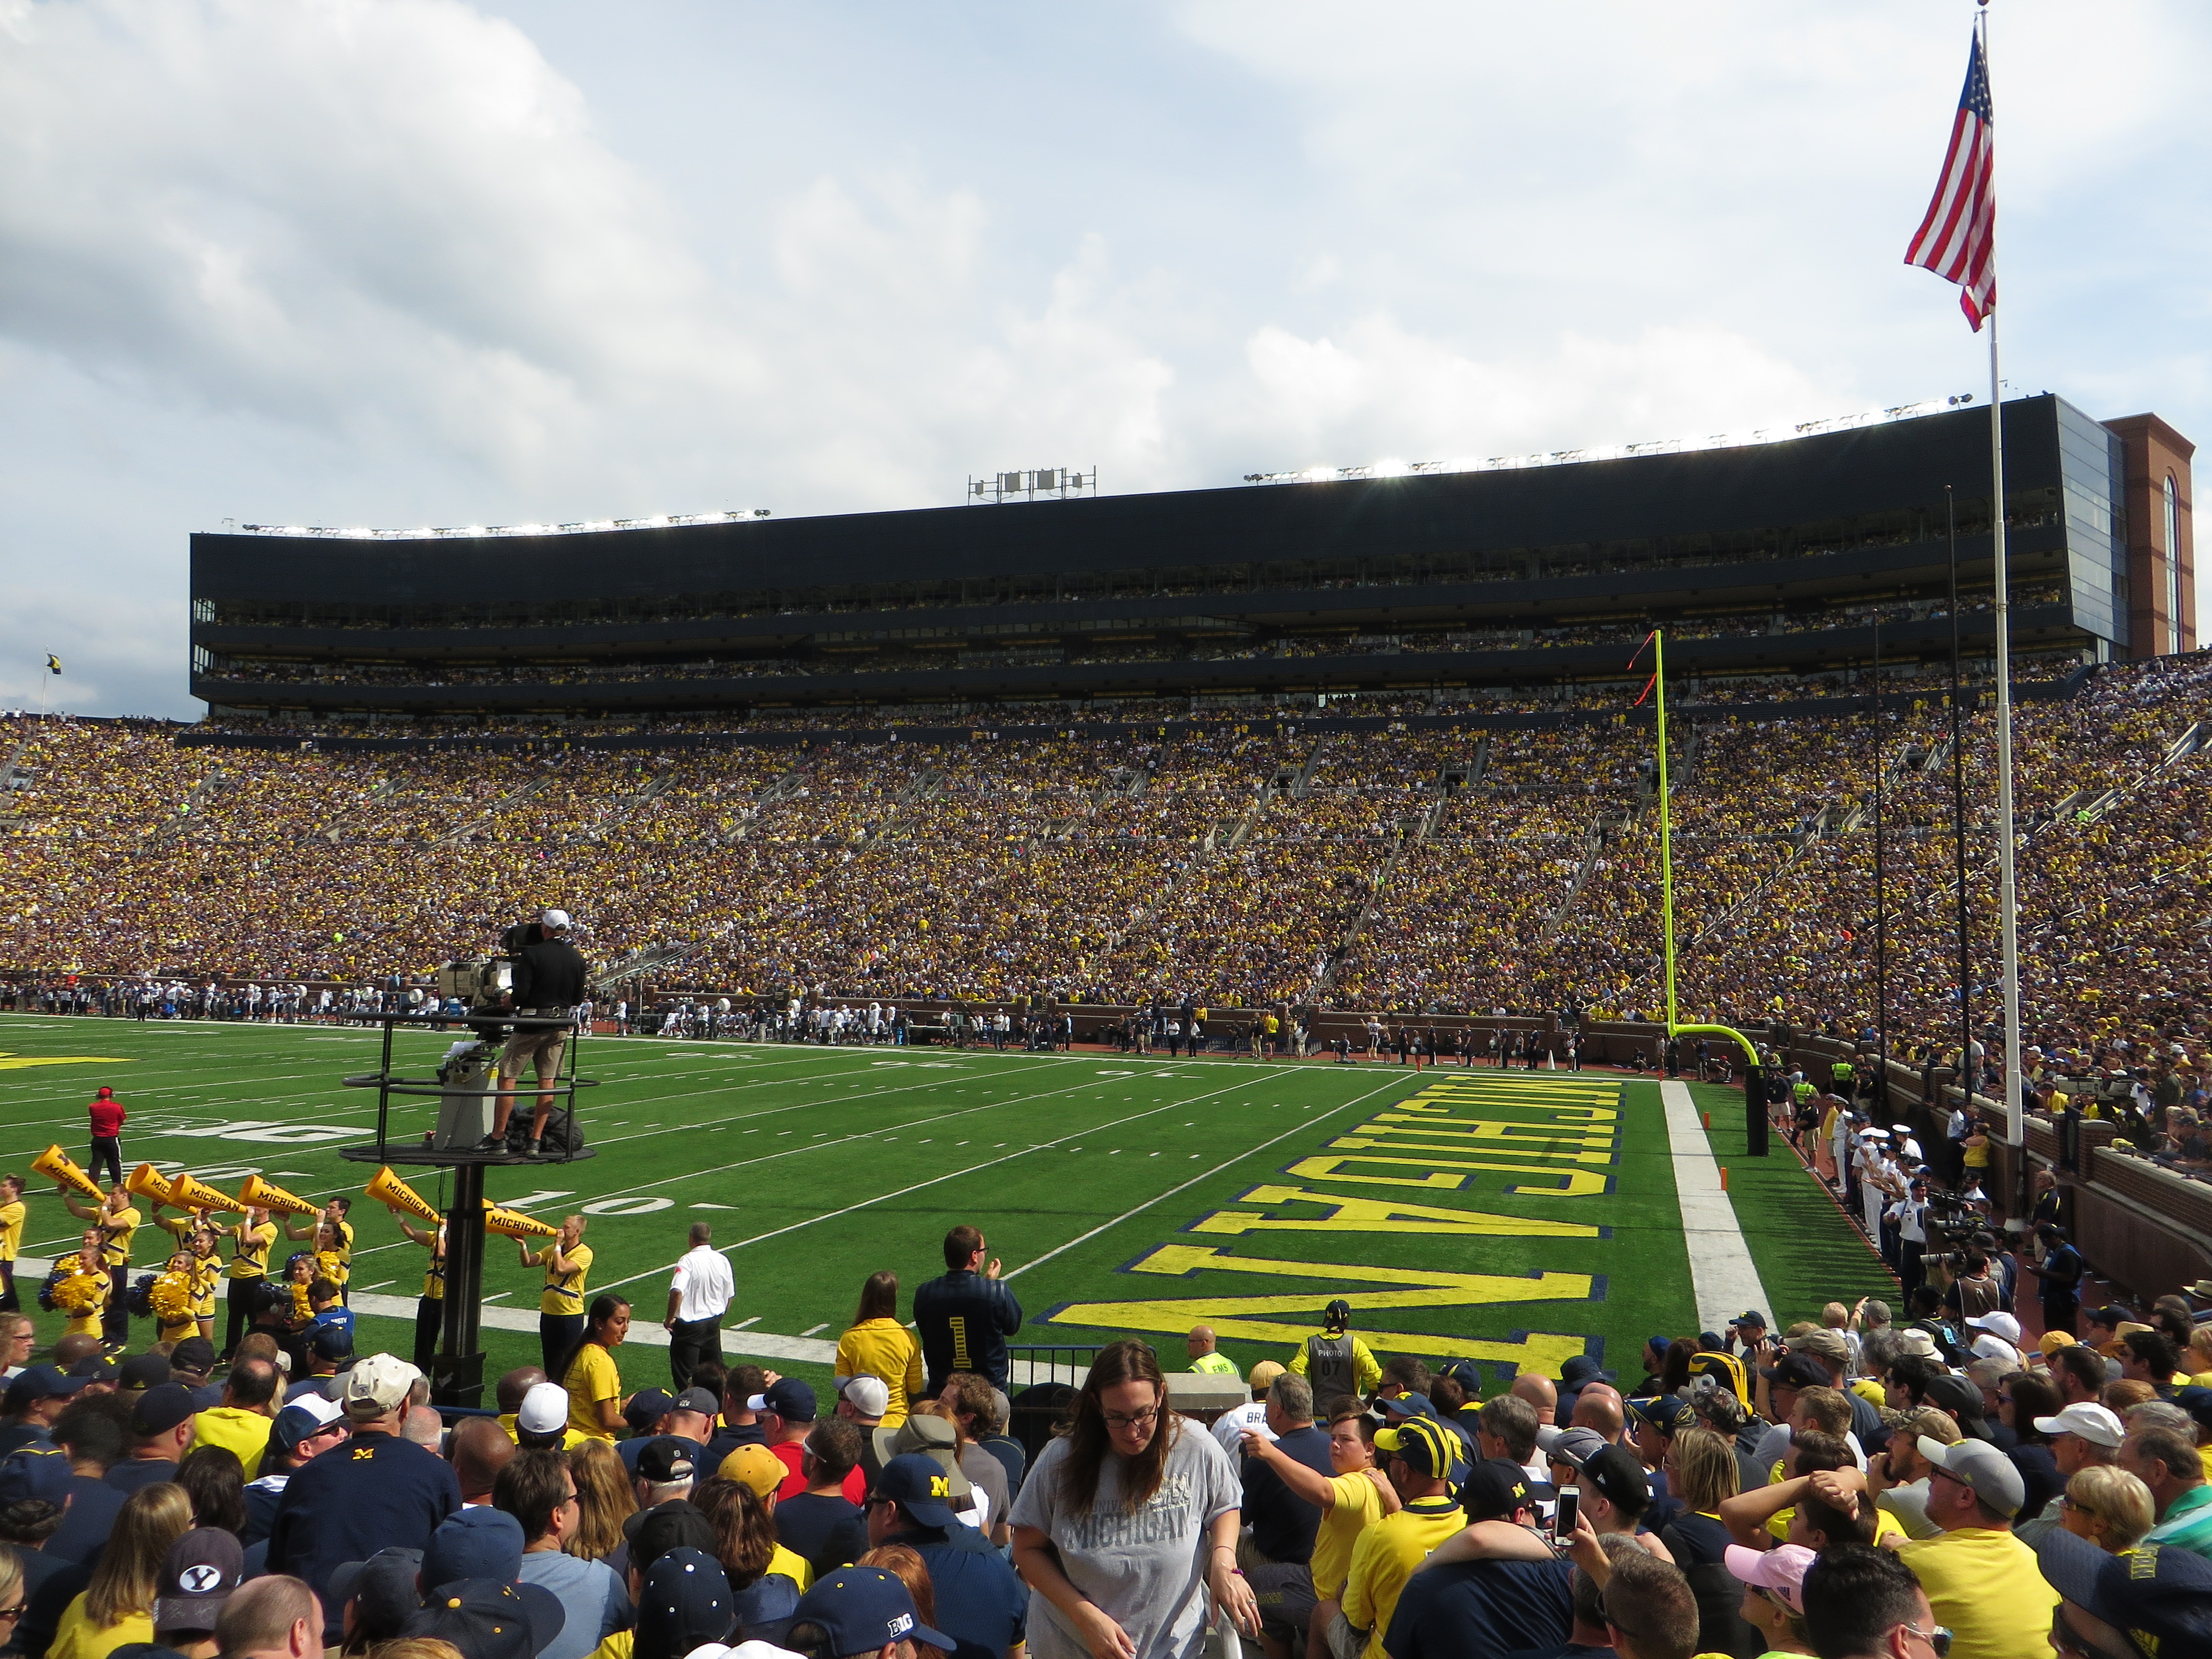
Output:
top-left (481, 910), bottom-right (589, 1161)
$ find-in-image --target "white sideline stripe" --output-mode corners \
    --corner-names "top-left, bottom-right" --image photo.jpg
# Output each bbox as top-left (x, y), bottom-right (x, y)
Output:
top-left (1659, 1081), bottom-right (1771, 1333)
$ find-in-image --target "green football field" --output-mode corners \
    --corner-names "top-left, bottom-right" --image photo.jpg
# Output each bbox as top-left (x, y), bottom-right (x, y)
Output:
top-left (0, 1015), bottom-right (1895, 1404)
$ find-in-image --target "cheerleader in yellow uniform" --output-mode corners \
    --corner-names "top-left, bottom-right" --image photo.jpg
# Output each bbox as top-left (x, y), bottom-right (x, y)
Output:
top-left (149, 1250), bottom-right (199, 1347)
top-left (187, 1227), bottom-right (222, 1342)
top-left (48, 1229), bottom-right (111, 1339)
top-left (312, 1221), bottom-right (349, 1298)
top-left (153, 1207), bottom-right (225, 1344)
top-left (284, 1199), bottom-right (353, 1300)
top-left (393, 1213), bottom-right (446, 1375)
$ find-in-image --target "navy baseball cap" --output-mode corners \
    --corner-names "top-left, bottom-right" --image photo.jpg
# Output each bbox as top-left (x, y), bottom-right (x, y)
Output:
top-left (5, 1364), bottom-right (87, 1405)
top-left (625, 1388), bottom-right (675, 1433)
top-left (325, 1550), bottom-right (423, 1645)
top-left (422, 1506), bottom-right (525, 1588)
top-left (635, 1548), bottom-right (734, 1659)
top-left (407, 1580), bottom-right (565, 1659)
top-left (873, 1452), bottom-right (959, 1529)
top-left (1460, 1458), bottom-right (1536, 1522)
top-left (636, 1436), bottom-right (699, 1486)
top-left (747, 1377), bottom-right (817, 1422)
top-left (789, 1566), bottom-right (953, 1659)
top-left (1759, 1354), bottom-right (1831, 1391)
top-left (1378, 1391), bottom-right (1437, 1422)
top-left (1438, 1359), bottom-right (1482, 1394)
top-left (2033, 1531), bottom-right (2212, 1653)
top-left (131, 1383), bottom-right (198, 1436)
top-left (310, 1322), bottom-right (354, 1361)
top-left (154, 1528), bottom-right (244, 1635)
top-left (624, 1498), bottom-right (719, 1568)
top-left (0, 1447), bottom-right (74, 1503)
top-left (1628, 1396), bottom-right (1695, 1437)
top-left (1558, 1355), bottom-right (1615, 1386)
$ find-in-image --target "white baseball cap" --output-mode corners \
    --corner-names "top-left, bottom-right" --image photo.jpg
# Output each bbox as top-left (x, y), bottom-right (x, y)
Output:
top-left (839, 1375), bottom-right (890, 1418)
top-left (1968, 1311), bottom-right (2023, 1345)
top-left (518, 1381), bottom-right (570, 1436)
top-left (342, 1353), bottom-right (421, 1418)
top-left (2032, 1402), bottom-right (2125, 1449)
top-left (541, 910), bottom-right (572, 931)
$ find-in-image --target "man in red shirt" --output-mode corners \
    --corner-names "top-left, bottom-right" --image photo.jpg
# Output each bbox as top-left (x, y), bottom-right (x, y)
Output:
top-left (87, 1087), bottom-right (126, 1187)
top-left (754, 1378), bottom-right (865, 1503)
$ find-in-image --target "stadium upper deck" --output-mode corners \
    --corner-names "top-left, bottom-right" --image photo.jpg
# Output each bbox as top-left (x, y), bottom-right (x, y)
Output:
top-left (190, 393), bottom-right (2193, 721)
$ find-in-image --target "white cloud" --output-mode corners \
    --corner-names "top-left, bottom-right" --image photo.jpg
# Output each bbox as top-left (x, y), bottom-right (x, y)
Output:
top-left (1238, 316), bottom-right (1825, 472)
top-left (0, 0), bottom-right (2206, 716)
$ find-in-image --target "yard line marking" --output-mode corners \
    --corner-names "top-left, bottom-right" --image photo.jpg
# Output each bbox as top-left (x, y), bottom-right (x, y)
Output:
top-left (1661, 1079), bottom-right (1772, 1334)
top-left (801, 1323), bottom-right (828, 1337)
top-left (587, 1067), bottom-right (1343, 1295)
top-left (729, 1316), bottom-right (761, 1331)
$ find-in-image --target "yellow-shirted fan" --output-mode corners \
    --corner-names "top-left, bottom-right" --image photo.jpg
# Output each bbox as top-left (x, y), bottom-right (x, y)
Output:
top-left (291, 1278), bottom-right (314, 1324)
top-left (315, 1249), bottom-right (348, 1290)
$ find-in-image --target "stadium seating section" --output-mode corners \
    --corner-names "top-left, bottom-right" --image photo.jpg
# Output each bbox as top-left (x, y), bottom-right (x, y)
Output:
top-left (6, 649), bottom-right (2211, 1076)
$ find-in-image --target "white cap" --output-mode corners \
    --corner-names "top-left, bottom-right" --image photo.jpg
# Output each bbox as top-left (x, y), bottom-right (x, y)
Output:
top-left (519, 1380), bottom-right (571, 1434)
top-left (841, 1375), bottom-right (890, 1418)
top-left (342, 1353), bottom-right (421, 1418)
top-left (1968, 1311), bottom-right (2023, 1345)
top-left (2032, 1402), bottom-right (2125, 1449)
top-left (541, 910), bottom-right (572, 931)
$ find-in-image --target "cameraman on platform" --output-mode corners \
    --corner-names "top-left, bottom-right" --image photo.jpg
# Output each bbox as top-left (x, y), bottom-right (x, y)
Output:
top-left (481, 909), bottom-right (589, 1161)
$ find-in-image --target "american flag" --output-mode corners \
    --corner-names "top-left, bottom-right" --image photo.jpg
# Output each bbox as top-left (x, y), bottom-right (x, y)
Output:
top-left (1905, 32), bottom-right (1996, 330)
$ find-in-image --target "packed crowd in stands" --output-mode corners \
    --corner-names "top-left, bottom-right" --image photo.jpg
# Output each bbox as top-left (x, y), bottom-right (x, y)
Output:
top-left (1, 650), bottom-right (2199, 1074)
top-left (1, 1179), bottom-right (2208, 1659)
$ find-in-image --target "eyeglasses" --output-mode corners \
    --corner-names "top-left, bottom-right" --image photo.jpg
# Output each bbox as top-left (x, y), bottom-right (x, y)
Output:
top-left (1900, 1621), bottom-right (1953, 1657)
top-left (1102, 1407), bottom-right (1160, 1430)
top-left (1594, 1592), bottom-right (1643, 1645)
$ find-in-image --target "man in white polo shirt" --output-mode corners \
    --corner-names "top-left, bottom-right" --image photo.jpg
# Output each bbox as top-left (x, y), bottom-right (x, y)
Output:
top-left (663, 1223), bottom-right (734, 1391)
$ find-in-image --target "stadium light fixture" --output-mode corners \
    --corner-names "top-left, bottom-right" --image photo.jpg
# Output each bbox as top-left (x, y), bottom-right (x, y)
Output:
top-left (1242, 394), bottom-right (1986, 487)
top-left (229, 508), bottom-right (773, 540)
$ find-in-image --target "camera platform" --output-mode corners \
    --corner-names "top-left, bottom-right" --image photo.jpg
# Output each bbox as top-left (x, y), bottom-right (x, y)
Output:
top-left (335, 1144), bottom-right (598, 1168)
top-left (337, 1009), bottom-right (604, 1409)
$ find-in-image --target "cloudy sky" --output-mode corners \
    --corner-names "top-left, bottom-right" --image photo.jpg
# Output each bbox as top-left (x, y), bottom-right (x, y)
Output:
top-left (2, 0), bottom-right (2204, 718)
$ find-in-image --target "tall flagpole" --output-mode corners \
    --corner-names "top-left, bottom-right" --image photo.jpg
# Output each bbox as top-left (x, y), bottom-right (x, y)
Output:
top-left (1980, 3), bottom-right (2026, 1166)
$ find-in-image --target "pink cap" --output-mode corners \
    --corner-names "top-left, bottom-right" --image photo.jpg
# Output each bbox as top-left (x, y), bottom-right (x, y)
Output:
top-left (1724, 1543), bottom-right (1817, 1614)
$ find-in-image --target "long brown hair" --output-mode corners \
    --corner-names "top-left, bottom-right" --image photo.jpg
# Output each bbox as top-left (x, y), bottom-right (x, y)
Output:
top-left (1055, 1338), bottom-right (1175, 1515)
top-left (692, 1477), bottom-right (778, 1589)
top-left (564, 1438), bottom-right (635, 1561)
top-left (852, 1271), bottom-right (900, 1327)
top-left (86, 1483), bottom-right (191, 1626)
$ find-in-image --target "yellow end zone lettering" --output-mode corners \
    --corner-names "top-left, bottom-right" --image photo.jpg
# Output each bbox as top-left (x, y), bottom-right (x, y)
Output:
top-left (1285, 1154), bottom-right (1608, 1197)
top-left (1040, 1301), bottom-right (1591, 1378)
top-left (1188, 1185), bottom-right (1598, 1239)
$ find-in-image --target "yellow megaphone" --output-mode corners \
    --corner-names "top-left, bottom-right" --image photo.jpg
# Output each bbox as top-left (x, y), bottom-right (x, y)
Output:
top-left (168, 1172), bottom-right (241, 1214)
top-left (236, 1174), bottom-right (320, 1218)
top-left (126, 1164), bottom-right (177, 1206)
top-left (483, 1201), bottom-right (559, 1240)
top-left (367, 1167), bottom-right (441, 1227)
top-left (33, 1145), bottom-right (102, 1201)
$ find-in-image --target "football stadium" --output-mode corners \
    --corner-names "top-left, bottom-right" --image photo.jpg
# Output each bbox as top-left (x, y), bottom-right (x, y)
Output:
top-left (4, 376), bottom-right (2212, 1656)
top-left (40, 0), bottom-right (2212, 1610)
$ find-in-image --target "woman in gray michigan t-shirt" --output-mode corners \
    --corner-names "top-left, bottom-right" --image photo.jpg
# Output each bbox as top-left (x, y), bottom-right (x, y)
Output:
top-left (1010, 1339), bottom-right (1259, 1659)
